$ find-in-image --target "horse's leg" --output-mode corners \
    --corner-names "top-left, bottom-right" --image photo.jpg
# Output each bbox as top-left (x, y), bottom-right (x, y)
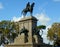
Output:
top-left (23, 12), bottom-right (26, 17)
top-left (30, 11), bottom-right (32, 16)
top-left (30, 8), bottom-right (33, 16)
top-left (22, 11), bottom-right (27, 17)
top-left (24, 12), bottom-right (27, 17)
top-left (22, 8), bottom-right (27, 17)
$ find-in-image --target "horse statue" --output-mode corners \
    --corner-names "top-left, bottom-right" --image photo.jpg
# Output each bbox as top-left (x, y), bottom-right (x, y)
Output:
top-left (21, 2), bottom-right (35, 17)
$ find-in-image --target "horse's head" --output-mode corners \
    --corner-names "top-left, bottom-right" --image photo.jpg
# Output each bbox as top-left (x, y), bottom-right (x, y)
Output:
top-left (31, 2), bottom-right (35, 8)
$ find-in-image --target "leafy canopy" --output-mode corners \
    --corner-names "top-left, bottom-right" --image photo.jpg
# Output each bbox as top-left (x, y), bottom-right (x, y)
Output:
top-left (47, 23), bottom-right (60, 41)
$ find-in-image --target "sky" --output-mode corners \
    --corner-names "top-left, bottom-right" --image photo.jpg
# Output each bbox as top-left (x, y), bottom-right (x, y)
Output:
top-left (0, 0), bottom-right (60, 45)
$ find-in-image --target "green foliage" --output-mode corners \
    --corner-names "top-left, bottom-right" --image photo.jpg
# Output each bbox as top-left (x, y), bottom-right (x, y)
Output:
top-left (36, 25), bottom-right (46, 35)
top-left (47, 23), bottom-right (60, 41)
top-left (37, 25), bottom-right (46, 29)
top-left (0, 20), bottom-right (19, 44)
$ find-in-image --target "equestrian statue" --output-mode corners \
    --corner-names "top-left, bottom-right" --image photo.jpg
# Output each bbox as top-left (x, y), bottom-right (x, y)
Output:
top-left (21, 2), bottom-right (35, 17)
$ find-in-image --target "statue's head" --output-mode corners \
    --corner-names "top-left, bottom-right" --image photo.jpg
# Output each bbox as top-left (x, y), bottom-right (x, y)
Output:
top-left (28, 2), bottom-right (30, 4)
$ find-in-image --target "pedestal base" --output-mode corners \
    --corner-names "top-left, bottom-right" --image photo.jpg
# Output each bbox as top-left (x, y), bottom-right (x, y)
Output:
top-left (5, 44), bottom-right (41, 47)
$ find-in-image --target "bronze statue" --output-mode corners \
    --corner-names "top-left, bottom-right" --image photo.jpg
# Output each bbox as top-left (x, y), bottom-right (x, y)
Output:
top-left (20, 27), bottom-right (28, 43)
top-left (21, 2), bottom-right (35, 17)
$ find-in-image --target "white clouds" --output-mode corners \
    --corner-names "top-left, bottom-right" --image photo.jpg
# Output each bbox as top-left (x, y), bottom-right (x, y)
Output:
top-left (53, 0), bottom-right (60, 2)
top-left (42, 25), bottom-right (51, 37)
top-left (12, 16), bottom-right (23, 22)
top-left (42, 35), bottom-right (50, 44)
top-left (43, 25), bottom-right (51, 35)
top-left (0, 44), bottom-right (4, 47)
top-left (0, 2), bottom-right (3, 10)
top-left (42, 25), bottom-right (52, 44)
top-left (35, 13), bottom-right (50, 25)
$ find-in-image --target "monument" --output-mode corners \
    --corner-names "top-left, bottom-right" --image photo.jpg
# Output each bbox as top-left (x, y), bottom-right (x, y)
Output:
top-left (5, 2), bottom-right (48, 47)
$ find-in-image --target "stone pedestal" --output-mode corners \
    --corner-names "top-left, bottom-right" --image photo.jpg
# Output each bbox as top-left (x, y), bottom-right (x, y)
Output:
top-left (5, 16), bottom-right (43, 47)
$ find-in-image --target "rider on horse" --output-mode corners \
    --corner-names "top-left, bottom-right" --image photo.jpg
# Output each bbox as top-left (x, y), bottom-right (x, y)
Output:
top-left (21, 2), bottom-right (35, 17)
top-left (26, 2), bottom-right (30, 10)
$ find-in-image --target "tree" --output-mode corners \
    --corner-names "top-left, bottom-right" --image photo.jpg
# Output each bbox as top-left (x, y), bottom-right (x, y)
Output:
top-left (47, 23), bottom-right (60, 45)
top-left (37, 25), bottom-right (46, 29)
top-left (0, 20), bottom-right (18, 44)
top-left (37, 25), bottom-right (46, 35)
